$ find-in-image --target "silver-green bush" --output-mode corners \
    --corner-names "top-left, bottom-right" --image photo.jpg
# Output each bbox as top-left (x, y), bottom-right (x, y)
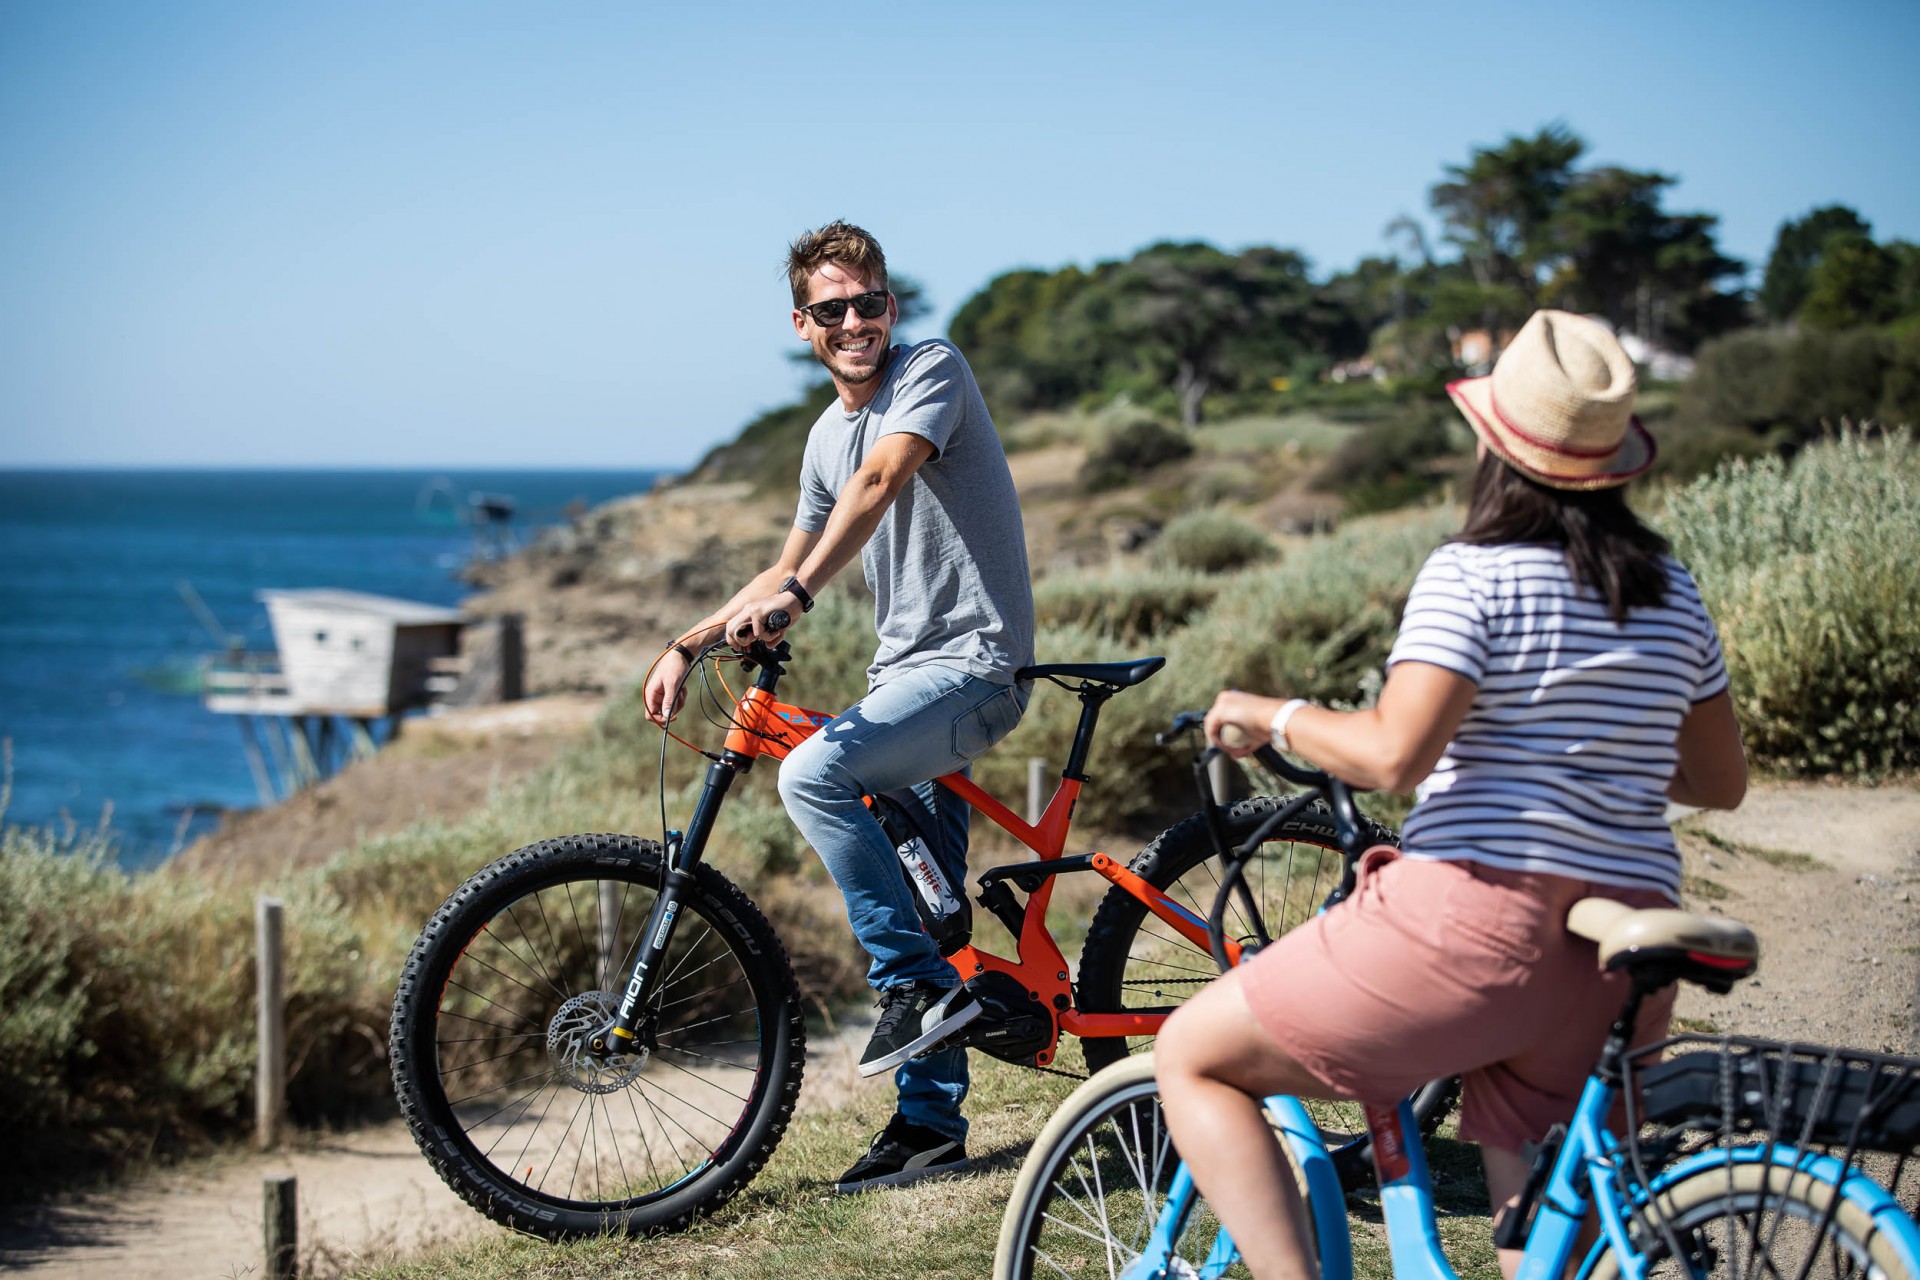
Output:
top-left (1034, 569), bottom-right (1219, 642)
top-left (1151, 511), bottom-right (1276, 574)
top-left (1665, 427), bottom-right (1920, 775)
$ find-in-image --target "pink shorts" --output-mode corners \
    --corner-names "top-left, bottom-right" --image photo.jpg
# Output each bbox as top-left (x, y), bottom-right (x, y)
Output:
top-left (1240, 847), bottom-right (1674, 1154)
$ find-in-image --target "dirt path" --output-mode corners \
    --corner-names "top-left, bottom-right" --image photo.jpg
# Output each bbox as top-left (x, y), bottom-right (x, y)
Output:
top-left (0, 1014), bottom-right (890, 1280)
top-left (1671, 781), bottom-right (1920, 1052)
top-left (3, 780), bottom-right (1913, 1278)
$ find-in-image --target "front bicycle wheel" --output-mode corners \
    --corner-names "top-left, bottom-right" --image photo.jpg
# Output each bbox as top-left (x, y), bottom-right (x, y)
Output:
top-left (1076, 795), bottom-right (1450, 1187)
top-left (1581, 1160), bottom-right (1920, 1280)
top-left (996, 1052), bottom-right (1312, 1280)
top-left (389, 833), bottom-right (806, 1239)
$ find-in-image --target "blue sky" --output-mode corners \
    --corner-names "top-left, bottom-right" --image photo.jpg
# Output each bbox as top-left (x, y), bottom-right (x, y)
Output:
top-left (2, 1), bottom-right (1915, 469)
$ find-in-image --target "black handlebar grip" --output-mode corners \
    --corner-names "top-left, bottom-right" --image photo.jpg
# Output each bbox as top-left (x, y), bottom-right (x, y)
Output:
top-left (767, 609), bottom-right (792, 632)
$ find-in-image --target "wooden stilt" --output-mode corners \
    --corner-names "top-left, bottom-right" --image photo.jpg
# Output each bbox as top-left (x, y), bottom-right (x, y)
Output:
top-left (237, 715), bottom-right (276, 807)
top-left (262, 716), bottom-right (295, 800)
top-left (286, 717), bottom-right (319, 790)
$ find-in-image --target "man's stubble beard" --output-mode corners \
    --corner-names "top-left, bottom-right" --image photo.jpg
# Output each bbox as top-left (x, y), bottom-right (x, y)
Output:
top-left (825, 344), bottom-right (889, 385)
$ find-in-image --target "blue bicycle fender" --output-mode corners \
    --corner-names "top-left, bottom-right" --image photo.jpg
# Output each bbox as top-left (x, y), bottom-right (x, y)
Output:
top-left (1266, 1095), bottom-right (1355, 1280)
top-left (1606, 1145), bottom-right (1920, 1280)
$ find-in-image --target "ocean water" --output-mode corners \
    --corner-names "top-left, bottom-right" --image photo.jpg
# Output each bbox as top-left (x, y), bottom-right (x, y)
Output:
top-left (0, 469), bottom-right (661, 869)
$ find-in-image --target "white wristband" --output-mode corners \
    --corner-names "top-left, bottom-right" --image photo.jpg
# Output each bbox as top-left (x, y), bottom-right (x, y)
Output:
top-left (1269, 699), bottom-right (1309, 754)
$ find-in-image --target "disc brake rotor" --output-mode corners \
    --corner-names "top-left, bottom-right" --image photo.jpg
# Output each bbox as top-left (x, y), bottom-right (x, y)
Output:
top-left (546, 991), bottom-right (646, 1094)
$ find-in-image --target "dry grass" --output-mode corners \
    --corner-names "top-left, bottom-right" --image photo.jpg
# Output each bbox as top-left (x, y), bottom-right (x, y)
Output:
top-left (349, 1055), bottom-right (1504, 1280)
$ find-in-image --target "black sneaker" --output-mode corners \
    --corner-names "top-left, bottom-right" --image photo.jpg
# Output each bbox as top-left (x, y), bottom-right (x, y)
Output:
top-left (856, 981), bottom-right (979, 1078)
top-left (833, 1115), bottom-right (969, 1194)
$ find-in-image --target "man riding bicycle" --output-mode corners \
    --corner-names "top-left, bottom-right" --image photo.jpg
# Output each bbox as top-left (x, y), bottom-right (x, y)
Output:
top-left (643, 221), bottom-right (1035, 1193)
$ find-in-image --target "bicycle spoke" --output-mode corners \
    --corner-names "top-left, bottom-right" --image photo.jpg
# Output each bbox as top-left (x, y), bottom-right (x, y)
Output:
top-left (500, 903), bottom-right (570, 1004)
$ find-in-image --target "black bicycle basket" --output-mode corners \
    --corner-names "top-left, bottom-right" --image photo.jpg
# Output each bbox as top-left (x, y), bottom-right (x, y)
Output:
top-left (1625, 1033), bottom-right (1920, 1211)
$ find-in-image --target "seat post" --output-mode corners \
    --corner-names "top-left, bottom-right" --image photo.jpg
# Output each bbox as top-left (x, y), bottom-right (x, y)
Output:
top-left (1595, 976), bottom-right (1661, 1085)
top-left (1062, 686), bottom-right (1115, 782)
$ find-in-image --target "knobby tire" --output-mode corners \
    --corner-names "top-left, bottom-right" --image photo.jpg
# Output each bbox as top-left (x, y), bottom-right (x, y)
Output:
top-left (389, 833), bottom-right (805, 1239)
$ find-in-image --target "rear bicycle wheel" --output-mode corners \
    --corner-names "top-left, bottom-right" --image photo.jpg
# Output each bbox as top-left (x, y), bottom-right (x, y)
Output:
top-left (1075, 795), bottom-right (1454, 1186)
top-left (996, 1053), bottom-right (1300, 1280)
top-left (389, 833), bottom-right (805, 1239)
top-left (1580, 1160), bottom-right (1920, 1280)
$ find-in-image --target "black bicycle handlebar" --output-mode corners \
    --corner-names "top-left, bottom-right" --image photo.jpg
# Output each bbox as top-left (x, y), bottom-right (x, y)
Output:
top-left (730, 608), bottom-right (793, 650)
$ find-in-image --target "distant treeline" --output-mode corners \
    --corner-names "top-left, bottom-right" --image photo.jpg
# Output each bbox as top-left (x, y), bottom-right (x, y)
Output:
top-left (695, 123), bottom-right (1920, 495)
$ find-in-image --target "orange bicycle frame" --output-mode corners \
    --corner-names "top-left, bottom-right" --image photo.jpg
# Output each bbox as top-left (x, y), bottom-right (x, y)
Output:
top-left (720, 683), bottom-right (1223, 1066)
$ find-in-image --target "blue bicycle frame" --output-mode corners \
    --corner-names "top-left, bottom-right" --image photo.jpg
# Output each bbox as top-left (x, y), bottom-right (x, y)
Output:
top-left (1125, 1076), bottom-right (1920, 1280)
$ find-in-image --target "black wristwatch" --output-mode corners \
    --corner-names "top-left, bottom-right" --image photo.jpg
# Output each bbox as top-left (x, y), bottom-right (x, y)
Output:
top-left (778, 575), bottom-right (815, 613)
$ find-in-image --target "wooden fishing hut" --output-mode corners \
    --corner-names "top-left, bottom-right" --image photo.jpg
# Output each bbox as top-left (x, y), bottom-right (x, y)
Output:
top-left (201, 590), bottom-right (466, 804)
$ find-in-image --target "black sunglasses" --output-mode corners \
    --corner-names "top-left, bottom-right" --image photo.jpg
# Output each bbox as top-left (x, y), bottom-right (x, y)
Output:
top-left (797, 289), bottom-right (889, 327)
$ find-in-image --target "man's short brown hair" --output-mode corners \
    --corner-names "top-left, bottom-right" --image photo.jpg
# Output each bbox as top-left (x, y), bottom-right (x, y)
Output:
top-left (785, 221), bottom-right (888, 307)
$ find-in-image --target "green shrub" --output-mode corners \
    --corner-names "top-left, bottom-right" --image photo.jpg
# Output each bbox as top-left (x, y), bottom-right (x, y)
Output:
top-left (1681, 329), bottom-right (1910, 449)
top-left (1665, 428), bottom-right (1920, 776)
top-left (1034, 570), bottom-right (1220, 641)
top-left (1151, 511), bottom-right (1276, 574)
top-left (1078, 417), bottom-right (1194, 493)
top-left (1879, 327), bottom-right (1920, 426)
top-left (0, 823), bottom-right (387, 1194)
top-left (1650, 418), bottom-right (1775, 484)
top-left (1313, 402), bottom-right (1457, 513)
top-left (1001, 505), bottom-right (1462, 830)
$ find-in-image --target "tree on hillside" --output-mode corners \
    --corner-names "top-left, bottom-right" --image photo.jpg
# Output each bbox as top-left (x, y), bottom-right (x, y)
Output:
top-left (1106, 242), bottom-right (1316, 427)
top-left (1759, 205), bottom-right (1872, 322)
top-left (1891, 241), bottom-right (1920, 320)
top-left (1321, 255), bottom-right (1409, 342)
top-left (1544, 166), bottom-right (1745, 351)
top-left (946, 265), bottom-right (1104, 414)
top-left (1430, 123), bottom-right (1585, 340)
top-left (1799, 235), bottom-right (1902, 330)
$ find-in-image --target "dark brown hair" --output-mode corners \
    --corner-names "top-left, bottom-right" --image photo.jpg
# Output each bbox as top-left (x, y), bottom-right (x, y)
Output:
top-left (785, 221), bottom-right (888, 307)
top-left (1455, 452), bottom-right (1671, 624)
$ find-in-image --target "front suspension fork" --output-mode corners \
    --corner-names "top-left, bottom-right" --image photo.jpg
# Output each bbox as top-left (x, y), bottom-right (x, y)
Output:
top-left (592, 753), bottom-right (742, 1055)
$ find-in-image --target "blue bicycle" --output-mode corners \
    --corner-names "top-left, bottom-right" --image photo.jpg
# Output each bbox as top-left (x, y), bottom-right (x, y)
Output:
top-left (994, 716), bottom-right (1920, 1280)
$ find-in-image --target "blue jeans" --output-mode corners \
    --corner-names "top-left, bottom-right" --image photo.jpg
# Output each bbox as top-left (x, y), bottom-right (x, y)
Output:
top-left (776, 663), bottom-right (1027, 1141)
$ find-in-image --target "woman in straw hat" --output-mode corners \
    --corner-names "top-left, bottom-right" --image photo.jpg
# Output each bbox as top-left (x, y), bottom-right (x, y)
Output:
top-left (1157, 310), bottom-right (1749, 1280)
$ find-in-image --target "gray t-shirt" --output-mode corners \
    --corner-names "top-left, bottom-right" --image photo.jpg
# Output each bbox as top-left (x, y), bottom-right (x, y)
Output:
top-left (796, 339), bottom-right (1035, 688)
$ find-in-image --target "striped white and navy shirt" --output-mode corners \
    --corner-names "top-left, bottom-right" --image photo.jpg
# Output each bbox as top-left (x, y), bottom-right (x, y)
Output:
top-left (1389, 543), bottom-right (1728, 901)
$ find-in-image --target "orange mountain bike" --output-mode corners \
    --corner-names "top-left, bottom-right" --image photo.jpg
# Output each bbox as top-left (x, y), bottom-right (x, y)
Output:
top-left (390, 635), bottom-right (1407, 1239)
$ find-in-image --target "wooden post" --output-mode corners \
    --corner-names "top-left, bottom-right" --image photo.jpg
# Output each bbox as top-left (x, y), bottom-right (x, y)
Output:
top-left (1027, 757), bottom-right (1046, 826)
top-left (256, 897), bottom-right (286, 1150)
top-left (263, 1173), bottom-right (298, 1280)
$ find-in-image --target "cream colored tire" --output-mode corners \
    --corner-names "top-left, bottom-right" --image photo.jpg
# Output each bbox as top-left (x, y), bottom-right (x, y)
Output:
top-left (995, 1052), bottom-right (1314, 1280)
top-left (1582, 1160), bottom-right (1917, 1280)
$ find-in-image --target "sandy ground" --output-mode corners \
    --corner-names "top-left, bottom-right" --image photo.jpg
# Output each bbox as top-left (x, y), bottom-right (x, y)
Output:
top-left (0, 1015), bottom-right (888, 1280)
top-left (1670, 781), bottom-right (1920, 1052)
top-left (2, 779), bottom-right (1913, 1278)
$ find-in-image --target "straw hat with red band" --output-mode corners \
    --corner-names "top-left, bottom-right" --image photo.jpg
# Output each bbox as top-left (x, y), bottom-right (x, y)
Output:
top-left (1447, 309), bottom-right (1656, 491)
